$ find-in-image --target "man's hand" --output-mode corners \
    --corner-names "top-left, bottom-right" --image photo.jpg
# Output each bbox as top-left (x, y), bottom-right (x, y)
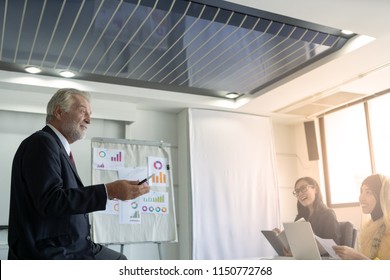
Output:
top-left (106, 180), bottom-right (151, 200)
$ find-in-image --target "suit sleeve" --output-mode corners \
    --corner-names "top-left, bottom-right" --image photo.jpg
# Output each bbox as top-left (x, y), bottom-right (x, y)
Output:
top-left (21, 132), bottom-right (107, 217)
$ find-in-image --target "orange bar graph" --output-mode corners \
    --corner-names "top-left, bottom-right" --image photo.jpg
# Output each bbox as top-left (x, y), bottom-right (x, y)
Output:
top-left (152, 172), bottom-right (167, 184)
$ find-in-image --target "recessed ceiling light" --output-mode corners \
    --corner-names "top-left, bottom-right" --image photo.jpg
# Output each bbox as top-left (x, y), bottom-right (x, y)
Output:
top-left (341, 29), bottom-right (354, 35)
top-left (59, 70), bottom-right (75, 78)
top-left (225, 92), bottom-right (240, 99)
top-left (25, 66), bottom-right (41, 74)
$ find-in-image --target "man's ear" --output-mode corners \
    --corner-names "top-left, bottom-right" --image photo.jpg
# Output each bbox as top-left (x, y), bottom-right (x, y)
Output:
top-left (53, 105), bottom-right (63, 119)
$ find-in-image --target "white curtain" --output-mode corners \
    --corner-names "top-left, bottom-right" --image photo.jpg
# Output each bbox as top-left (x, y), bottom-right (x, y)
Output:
top-left (189, 109), bottom-right (280, 259)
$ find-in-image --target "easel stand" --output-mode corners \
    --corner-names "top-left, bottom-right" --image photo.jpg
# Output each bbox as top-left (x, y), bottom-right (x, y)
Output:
top-left (118, 242), bottom-right (163, 260)
top-left (157, 242), bottom-right (162, 260)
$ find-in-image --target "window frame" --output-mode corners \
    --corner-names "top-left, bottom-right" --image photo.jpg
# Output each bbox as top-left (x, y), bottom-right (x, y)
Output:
top-left (319, 90), bottom-right (390, 207)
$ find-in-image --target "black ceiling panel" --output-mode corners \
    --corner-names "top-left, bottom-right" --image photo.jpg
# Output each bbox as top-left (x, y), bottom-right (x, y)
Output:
top-left (0, 0), bottom-right (353, 98)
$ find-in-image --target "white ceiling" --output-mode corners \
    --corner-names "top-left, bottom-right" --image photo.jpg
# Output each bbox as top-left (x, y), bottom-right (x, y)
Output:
top-left (1, 0), bottom-right (390, 124)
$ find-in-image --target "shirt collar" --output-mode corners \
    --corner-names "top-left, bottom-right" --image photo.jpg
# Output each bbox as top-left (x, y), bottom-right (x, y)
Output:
top-left (47, 124), bottom-right (71, 156)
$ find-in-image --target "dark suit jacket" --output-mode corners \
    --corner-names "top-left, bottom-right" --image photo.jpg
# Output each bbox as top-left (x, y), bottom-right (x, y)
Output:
top-left (8, 126), bottom-right (107, 259)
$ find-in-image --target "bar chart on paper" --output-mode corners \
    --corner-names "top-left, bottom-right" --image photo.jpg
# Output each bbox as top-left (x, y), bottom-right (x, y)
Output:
top-left (119, 200), bottom-right (142, 224)
top-left (110, 151), bottom-right (122, 162)
top-left (93, 148), bottom-right (125, 169)
top-left (143, 193), bottom-right (166, 203)
top-left (141, 191), bottom-right (169, 214)
top-left (151, 172), bottom-right (167, 184)
top-left (130, 211), bottom-right (140, 219)
top-left (148, 157), bottom-right (169, 187)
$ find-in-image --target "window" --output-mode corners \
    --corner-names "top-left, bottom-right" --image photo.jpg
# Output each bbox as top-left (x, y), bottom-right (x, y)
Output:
top-left (322, 103), bottom-right (371, 206)
top-left (321, 92), bottom-right (390, 206)
top-left (367, 94), bottom-right (390, 175)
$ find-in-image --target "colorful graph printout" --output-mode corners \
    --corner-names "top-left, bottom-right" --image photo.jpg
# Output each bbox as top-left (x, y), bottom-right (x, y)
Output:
top-left (119, 198), bottom-right (142, 224)
top-left (98, 167), bottom-right (147, 216)
top-left (148, 156), bottom-right (169, 187)
top-left (93, 148), bottom-right (125, 170)
top-left (140, 191), bottom-right (169, 214)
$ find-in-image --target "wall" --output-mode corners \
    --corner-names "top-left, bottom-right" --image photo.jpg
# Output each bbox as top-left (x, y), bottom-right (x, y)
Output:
top-left (177, 110), bottom-right (192, 259)
top-left (272, 122), bottom-right (299, 224)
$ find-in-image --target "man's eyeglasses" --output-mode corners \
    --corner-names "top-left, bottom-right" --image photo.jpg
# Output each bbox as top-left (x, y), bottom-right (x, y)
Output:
top-left (292, 184), bottom-right (312, 197)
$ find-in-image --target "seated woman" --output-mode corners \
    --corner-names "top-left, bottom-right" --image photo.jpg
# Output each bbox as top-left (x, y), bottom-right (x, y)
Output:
top-left (292, 176), bottom-right (341, 244)
top-left (274, 176), bottom-right (341, 252)
top-left (333, 174), bottom-right (390, 259)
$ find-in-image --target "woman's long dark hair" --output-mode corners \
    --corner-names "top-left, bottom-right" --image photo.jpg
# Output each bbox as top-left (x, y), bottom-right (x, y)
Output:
top-left (294, 177), bottom-right (325, 221)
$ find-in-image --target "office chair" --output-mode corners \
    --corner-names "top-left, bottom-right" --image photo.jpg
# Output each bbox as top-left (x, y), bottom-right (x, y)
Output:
top-left (339, 221), bottom-right (357, 248)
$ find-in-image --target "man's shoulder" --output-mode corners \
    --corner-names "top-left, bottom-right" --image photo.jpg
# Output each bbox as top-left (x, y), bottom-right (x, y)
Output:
top-left (27, 128), bottom-right (54, 140)
top-left (21, 127), bottom-right (59, 148)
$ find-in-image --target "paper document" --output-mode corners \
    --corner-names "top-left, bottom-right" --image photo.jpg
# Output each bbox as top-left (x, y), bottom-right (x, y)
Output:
top-left (315, 236), bottom-right (340, 259)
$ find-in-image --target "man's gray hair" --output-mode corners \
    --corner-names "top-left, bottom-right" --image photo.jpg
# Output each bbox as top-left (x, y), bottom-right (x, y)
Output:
top-left (46, 88), bottom-right (90, 123)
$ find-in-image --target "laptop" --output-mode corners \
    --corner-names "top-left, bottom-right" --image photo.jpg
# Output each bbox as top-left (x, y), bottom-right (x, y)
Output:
top-left (283, 222), bottom-right (323, 260)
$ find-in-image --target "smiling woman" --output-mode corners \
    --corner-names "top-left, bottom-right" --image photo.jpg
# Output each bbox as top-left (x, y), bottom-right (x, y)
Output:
top-left (358, 174), bottom-right (390, 259)
top-left (293, 176), bottom-right (342, 245)
top-left (333, 174), bottom-right (390, 259)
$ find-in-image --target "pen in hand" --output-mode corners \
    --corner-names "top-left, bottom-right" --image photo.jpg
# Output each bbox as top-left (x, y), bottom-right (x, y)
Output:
top-left (138, 173), bottom-right (154, 185)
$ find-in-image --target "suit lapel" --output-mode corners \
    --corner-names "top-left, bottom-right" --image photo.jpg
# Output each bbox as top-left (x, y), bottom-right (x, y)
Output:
top-left (42, 126), bottom-right (83, 185)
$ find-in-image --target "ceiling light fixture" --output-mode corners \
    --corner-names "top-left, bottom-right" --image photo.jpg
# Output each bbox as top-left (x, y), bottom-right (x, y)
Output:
top-left (59, 70), bottom-right (75, 78)
top-left (225, 92), bottom-right (240, 99)
top-left (341, 29), bottom-right (354, 35)
top-left (24, 66), bottom-right (42, 74)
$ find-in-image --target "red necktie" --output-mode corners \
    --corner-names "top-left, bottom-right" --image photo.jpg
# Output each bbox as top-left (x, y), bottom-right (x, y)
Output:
top-left (69, 151), bottom-right (76, 168)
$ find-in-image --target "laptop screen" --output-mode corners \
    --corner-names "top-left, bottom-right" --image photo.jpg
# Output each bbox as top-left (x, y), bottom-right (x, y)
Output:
top-left (283, 222), bottom-right (322, 260)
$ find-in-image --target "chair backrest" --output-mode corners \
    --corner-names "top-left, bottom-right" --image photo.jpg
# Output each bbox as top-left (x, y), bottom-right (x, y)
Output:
top-left (339, 221), bottom-right (357, 247)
